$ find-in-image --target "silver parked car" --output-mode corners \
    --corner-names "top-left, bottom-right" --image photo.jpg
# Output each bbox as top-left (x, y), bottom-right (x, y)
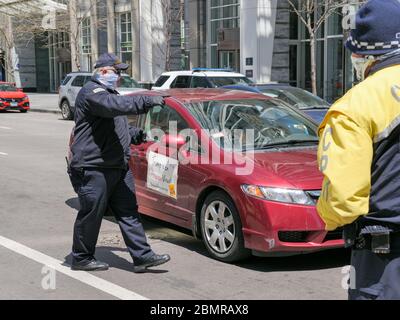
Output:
top-left (58, 72), bottom-right (145, 120)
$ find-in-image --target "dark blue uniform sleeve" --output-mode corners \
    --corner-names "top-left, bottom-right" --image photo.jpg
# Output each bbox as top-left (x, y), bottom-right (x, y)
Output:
top-left (85, 88), bottom-right (154, 118)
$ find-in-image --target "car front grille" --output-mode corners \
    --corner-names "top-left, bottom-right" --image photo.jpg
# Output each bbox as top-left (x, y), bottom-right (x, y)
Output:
top-left (323, 227), bottom-right (343, 241)
top-left (278, 231), bottom-right (308, 243)
top-left (2, 98), bottom-right (23, 103)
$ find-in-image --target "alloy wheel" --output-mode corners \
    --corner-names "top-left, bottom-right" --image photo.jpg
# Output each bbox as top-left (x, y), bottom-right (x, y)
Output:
top-left (203, 200), bottom-right (236, 253)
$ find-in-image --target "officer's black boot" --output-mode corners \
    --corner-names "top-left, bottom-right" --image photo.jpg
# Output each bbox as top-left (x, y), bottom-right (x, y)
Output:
top-left (71, 259), bottom-right (109, 271)
top-left (133, 254), bottom-right (171, 273)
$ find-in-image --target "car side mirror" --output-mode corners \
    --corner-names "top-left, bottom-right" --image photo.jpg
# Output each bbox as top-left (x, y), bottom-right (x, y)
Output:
top-left (161, 134), bottom-right (187, 149)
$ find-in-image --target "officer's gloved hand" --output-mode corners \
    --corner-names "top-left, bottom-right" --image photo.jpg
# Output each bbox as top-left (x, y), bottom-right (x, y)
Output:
top-left (130, 128), bottom-right (147, 145)
top-left (150, 96), bottom-right (165, 107)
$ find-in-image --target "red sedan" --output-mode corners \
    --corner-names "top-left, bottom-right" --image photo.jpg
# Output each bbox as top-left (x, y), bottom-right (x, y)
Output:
top-left (0, 82), bottom-right (30, 113)
top-left (128, 89), bottom-right (343, 262)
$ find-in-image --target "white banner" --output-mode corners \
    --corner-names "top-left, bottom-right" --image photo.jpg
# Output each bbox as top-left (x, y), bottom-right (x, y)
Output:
top-left (146, 151), bottom-right (178, 199)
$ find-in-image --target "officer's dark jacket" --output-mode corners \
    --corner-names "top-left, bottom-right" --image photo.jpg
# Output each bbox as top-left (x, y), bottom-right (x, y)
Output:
top-left (317, 55), bottom-right (400, 231)
top-left (70, 76), bottom-right (152, 169)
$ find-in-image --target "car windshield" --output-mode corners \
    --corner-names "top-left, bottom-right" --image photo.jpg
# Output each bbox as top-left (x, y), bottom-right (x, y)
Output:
top-left (0, 84), bottom-right (17, 92)
top-left (260, 87), bottom-right (329, 109)
top-left (118, 76), bottom-right (140, 88)
top-left (208, 77), bottom-right (253, 87)
top-left (186, 99), bottom-right (318, 151)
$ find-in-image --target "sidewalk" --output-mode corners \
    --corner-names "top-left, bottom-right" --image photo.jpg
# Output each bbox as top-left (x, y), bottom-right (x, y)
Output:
top-left (27, 93), bottom-right (60, 114)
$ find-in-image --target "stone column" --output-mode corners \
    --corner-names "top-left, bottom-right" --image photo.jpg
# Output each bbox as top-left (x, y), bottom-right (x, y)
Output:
top-left (90, 0), bottom-right (99, 66)
top-left (131, 0), bottom-right (141, 80)
top-left (69, 0), bottom-right (79, 71)
top-left (139, 0), bottom-right (153, 82)
top-left (240, 0), bottom-right (277, 83)
top-left (107, 0), bottom-right (116, 53)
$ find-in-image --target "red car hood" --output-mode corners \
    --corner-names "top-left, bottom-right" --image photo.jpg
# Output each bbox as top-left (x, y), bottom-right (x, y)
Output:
top-left (249, 147), bottom-right (323, 190)
top-left (0, 91), bottom-right (27, 99)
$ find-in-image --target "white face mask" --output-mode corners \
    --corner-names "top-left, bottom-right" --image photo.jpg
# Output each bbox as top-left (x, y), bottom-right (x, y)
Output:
top-left (351, 55), bottom-right (376, 81)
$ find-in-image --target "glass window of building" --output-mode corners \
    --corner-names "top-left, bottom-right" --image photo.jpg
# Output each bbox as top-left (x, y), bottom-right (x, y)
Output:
top-left (117, 12), bottom-right (133, 76)
top-left (287, 4), bottom-right (354, 103)
top-left (208, 0), bottom-right (240, 70)
top-left (80, 17), bottom-right (92, 72)
top-left (49, 32), bottom-right (72, 92)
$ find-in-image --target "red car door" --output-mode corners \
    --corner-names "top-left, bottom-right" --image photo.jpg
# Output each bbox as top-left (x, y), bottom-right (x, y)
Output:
top-left (130, 103), bottom-right (193, 225)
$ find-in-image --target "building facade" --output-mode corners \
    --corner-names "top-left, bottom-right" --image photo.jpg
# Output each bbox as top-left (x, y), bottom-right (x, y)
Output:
top-left (185, 0), bottom-right (355, 102)
top-left (1, 0), bottom-right (356, 100)
top-left (0, 0), bottom-right (182, 92)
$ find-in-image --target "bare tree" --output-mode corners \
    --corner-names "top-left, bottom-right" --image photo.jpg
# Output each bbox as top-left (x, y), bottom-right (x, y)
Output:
top-left (287, 0), bottom-right (364, 94)
top-left (55, 0), bottom-right (107, 71)
top-left (153, 0), bottom-right (184, 72)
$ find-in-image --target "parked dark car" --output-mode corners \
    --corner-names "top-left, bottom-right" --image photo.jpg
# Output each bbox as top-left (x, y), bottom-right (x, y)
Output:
top-left (223, 84), bottom-right (330, 124)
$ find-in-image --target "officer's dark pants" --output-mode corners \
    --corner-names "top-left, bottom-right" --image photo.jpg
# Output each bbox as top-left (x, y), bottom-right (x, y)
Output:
top-left (349, 243), bottom-right (400, 300)
top-left (70, 167), bottom-right (154, 265)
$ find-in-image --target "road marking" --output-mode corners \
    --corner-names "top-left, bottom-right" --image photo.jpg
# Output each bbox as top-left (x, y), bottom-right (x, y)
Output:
top-left (0, 126), bottom-right (11, 130)
top-left (0, 152), bottom-right (8, 156)
top-left (0, 235), bottom-right (148, 300)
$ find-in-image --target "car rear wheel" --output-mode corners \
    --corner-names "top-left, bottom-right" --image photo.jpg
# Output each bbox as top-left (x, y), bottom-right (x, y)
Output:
top-left (200, 191), bottom-right (251, 262)
top-left (61, 100), bottom-right (73, 120)
top-left (20, 110), bottom-right (27, 113)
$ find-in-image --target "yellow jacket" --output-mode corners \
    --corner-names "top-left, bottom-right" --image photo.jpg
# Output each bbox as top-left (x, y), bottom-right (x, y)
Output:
top-left (317, 65), bottom-right (400, 231)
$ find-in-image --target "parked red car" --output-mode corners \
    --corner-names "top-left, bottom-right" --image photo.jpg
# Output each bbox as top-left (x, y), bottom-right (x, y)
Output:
top-left (127, 89), bottom-right (344, 262)
top-left (0, 82), bottom-right (30, 113)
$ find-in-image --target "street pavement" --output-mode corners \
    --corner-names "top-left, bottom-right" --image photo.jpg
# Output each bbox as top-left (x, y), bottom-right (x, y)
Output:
top-left (0, 111), bottom-right (350, 300)
top-left (27, 93), bottom-right (60, 114)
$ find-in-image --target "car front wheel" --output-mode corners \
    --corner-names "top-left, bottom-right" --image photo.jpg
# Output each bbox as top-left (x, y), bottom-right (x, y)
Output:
top-left (61, 100), bottom-right (73, 120)
top-left (200, 191), bottom-right (250, 262)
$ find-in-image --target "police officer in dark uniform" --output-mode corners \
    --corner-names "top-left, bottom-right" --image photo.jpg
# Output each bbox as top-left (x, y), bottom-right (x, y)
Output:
top-left (69, 53), bottom-right (170, 273)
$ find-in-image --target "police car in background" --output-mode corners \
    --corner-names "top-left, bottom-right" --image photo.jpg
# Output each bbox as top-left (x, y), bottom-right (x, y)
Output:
top-left (58, 72), bottom-right (145, 120)
top-left (152, 68), bottom-right (253, 90)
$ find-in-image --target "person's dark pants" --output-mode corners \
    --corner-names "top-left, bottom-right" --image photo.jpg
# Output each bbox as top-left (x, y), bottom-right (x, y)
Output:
top-left (349, 242), bottom-right (400, 300)
top-left (70, 167), bottom-right (154, 265)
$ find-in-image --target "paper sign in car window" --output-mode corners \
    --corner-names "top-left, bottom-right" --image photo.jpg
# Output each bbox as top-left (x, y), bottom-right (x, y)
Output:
top-left (146, 151), bottom-right (179, 199)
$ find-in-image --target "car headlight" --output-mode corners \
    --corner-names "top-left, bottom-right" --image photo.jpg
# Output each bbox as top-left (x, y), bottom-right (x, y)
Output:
top-left (241, 185), bottom-right (315, 205)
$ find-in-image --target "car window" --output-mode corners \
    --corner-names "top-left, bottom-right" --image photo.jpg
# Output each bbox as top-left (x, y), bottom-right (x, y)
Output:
top-left (127, 115), bottom-right (139, 127)
top-left (144, 105), bottom-right (189, 141)
top-left (186, 99), bottom-right (318, 151)
top-left (119, 76), bottom-right (140, 88)
top-left (61, 76), bottom-right (72, 86)
top-left (84, 76), bottom-right (92, 85)
top-left (208, 77), bottom-right (253, 87)
top-left (0, 83), bottom-right (17, 92)
top-left (71, 76), bottom-right (85, 87)
top-left (170, 76), bottom-right (191, 88)
top-left (191, 77), bottom-right (209, 88)
top-left (154, 75), bottom-right (170, 87)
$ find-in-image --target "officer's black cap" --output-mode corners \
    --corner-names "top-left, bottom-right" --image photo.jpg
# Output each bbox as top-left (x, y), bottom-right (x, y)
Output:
top-left (94, 53), bottom-right (129, 70)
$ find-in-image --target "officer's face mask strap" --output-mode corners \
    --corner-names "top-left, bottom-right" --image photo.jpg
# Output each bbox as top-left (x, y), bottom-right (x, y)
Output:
top-left (351, 55), bottom-right (376, 81)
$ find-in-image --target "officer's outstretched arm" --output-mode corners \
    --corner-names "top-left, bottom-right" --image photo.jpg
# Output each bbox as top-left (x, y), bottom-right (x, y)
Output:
top-left (86, 89), bottom-right (155, 117)
top-left (317, 111), bottom-right (373, 231)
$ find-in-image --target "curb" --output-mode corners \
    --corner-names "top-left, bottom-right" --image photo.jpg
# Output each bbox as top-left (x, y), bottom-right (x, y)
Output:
top-left (29, 108), bottom-right (61, 115)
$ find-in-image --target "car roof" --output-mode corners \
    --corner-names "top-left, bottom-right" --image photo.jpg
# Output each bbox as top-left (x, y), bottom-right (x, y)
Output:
top-left (134, 88), bottom-right (269, 104)
top-left (160, 70), bottom-right (246, 77)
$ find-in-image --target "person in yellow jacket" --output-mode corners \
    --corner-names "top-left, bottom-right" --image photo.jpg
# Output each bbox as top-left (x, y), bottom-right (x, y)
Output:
top-left (317, 0), bottom-right (400, 300)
